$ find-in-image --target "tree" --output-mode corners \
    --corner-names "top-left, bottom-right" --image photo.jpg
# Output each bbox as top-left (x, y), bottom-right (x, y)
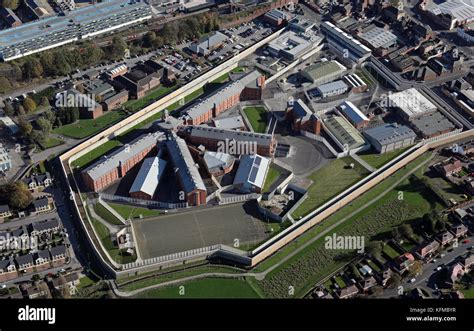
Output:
top-left (408, 261), bottom-right (423, 277)
top-left (0, 182), bottom-right (33, 210)
top-left (366, 241), bottom-right (383, 260)
top-left (36, 117), bottom-right (52, 134)
top-left (143, 31), bottom-right (157, 48)
top-left (22, 97), bottom-right (37, 113)
top-left (386, 273), bottom-right (402, 289)
top-left (0, 0), bottom-right (19, 9)
top-left (110, 36), bottom-right (127, 60)
top-left (18, 117), bottom-right (33, 136)
top-left (40, 96), bottom-right (50, 107)
top-left (0, 77), bottom-right (11, 93)
top-left (391, 227), bottom-right (402, 241)
top-left (349, 263), bottom-right (361, 280)
top-left (22, 59), bottom-right (44, 79)
top-left (400, 224), bottom-right (415, 241)
top-left (3, 102), bottom-right (14, 117)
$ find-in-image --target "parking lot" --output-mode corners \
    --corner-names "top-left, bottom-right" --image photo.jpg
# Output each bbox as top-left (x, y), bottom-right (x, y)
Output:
top-left (132, 202), bottom-right (269, 259)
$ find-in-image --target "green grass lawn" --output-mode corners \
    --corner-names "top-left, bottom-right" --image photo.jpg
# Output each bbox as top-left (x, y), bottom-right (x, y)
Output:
top-left (334, 276), bottom-right (346, 288)
top-left (262, 166), bottom-right (281, 192)
top-left (124, 85), bottom-right (177, 112)
top-left (89, 216), bottom-right (136, 265)
top-left (41, 137), bottom-right (64, 149)
top-left (243, 106), bottom-right (268, 133)
top-left (121, 266), bottom-right (242, 291)
top-left (358, 147), bottom-right (410, 169)
top-left (94, 203), bottom-right (124, 225)
top-left (109, 202), bottom-right (163, 220)
top-left (71, 140), bottom-right (122, 169)
top-left (383, 244), bottom-right (400, 259)
top-left (136, 278), bottom-right (260, 298)
top-left (292, 157), bottom-right (370, 219)
top-left (462, 287), bottom-right (474, 298)
top-left (77, 276), bottom-right (96, 290)
top-left (232, 66), bottom-right (246, 73)
top-left (53, 110), bottom-right (127, 139)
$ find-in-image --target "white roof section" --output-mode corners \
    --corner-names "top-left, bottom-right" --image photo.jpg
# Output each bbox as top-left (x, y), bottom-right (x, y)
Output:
top-left (83, 132), bottom-right (165, 181)
top-left (212, 115), bottom-right (244, 130)
top-left (388, 88), bottom-right (437, 118)
top-left (339, 101), bottom-right (369, 123)
top-left (359, 26), bottom-right (398, 49)
top-left (233, 154), bottom-right (270, 189)
top-left (426, 0), bottom-right (474, 22)
top-left (0, 113), bottom-right (19, 134)
top-left (129, 157), bottom-right (167, 197)
top-left (108, 64), bottom-right (128, 76)
top-left (189, 31), bottom-right (228, 55)
top-left (203, 151), bottom-right (234, 172)
top-left (267, 31), bottom-right (316, 58)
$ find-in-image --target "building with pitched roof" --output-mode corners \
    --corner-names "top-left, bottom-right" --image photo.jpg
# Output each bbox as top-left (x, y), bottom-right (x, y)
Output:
top-left (166, 136), bottom-right (206, 206)
top-left (129, 157), bottom-right (167, 200)
top-left (233, 154), bottom-right (270, 193)
top-left (363, 123), bottom-right (416, 154)
top-left (82, 132), bottom-right (165, 191)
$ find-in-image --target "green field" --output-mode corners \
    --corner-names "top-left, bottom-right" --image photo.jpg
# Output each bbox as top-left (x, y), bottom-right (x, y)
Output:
top-left (89, 216), bottom-right (136, 264)
top-left (72, 140), bottom-right (122, 169)
top-left (41, 137), bottom-right (64, 149)
top-left (121, 266), bottom-right (242, 291)
top-left (292, 157), bottom-right (370, 219)
top-left (383, 244), bottom-right (400, 259)
top-left (262, 166), bottom-right (281, 192)
top-left (248, 153), bottom-right (436, 297)
top-left (53, 110), bottom-right (127, 139)
top-left (136, 278), bottom-right (260, 298)
top-left (358, 147), bottom-right (410, 169)
top-left (243, 106), bottom-right (268, 133)
top-left (462, 287), bottom-right (474, 298)
top-left (94, 203), bottom-right (124, 226)
top-left (124, 85), bottom-right (177, 112)
top-left (109, 202), bottom-right (163, 220)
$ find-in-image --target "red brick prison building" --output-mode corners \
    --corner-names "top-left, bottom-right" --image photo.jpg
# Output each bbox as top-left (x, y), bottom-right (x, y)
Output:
top-left (288, 99), bottom-right (321, 134)
top-left (181, 70), bottom-right (266, 125)
top-left (180, 126), bottom-right (277, 157)
top-left (82, 132), bottom-right (165, 192)
top-left (166, 136), bottom-right (207, 206)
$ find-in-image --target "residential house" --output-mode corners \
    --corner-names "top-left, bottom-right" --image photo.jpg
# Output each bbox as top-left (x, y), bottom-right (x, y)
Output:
top-left (34, 249), bottom-right (51, 271)
top-left (15, 254), bottom-right (35, 274)
top-left (30, 218), bottom-right (60, 238)
top-left (437, 231), bottom-right (455, 246)
top-left (379, 267), bottom-right (394, 287)
top-left (50, 245), bottom-right (67, 267)
top-left (51, 273), bottom-right (80, 296)
top-left (22, 173), bottom-right (53, 191)
top-left (25, 284), bottom-right (50, 299)
top-left (0, 204), bottom-right (12, 220)
top-left (450, 224), bottom-right (468, 238)
top-left (336, 285), bottom-right (359, 299)
top-left (463, 254), bottom-right (474, 271)
top-left (393, 253), bottom-right (415, 274)
top-left (0, 258), bottom-right (17, 282)
top-left (445, 263), bottom-right (464, 288)
top-left (33, 197), bottom-right (52, 215)
top-left (436, 158), bottom-right (463, 177)
top-left (358, 276), bottom-right (378, 292)
top-left (415, 240), bottom-right (440, 260)
top-left (10, 225), bottom-right (30, 249)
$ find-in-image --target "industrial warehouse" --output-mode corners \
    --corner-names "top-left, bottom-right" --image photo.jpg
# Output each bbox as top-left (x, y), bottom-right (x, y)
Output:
top-left (0, 0), bottom-right (152, 61)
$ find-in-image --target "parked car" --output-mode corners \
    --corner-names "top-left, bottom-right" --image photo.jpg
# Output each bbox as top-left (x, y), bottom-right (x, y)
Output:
top-left (409, 278), bottom-right (416, 283)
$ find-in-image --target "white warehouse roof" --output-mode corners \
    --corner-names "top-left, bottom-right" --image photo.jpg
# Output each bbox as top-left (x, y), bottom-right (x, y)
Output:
top-left (387, 88), bottom-right (437, 118)
top-left (129, 157), bottom-right (167, 197)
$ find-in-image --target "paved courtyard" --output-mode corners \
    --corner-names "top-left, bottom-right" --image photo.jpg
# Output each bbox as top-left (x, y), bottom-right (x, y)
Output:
top-left (132, 202), bottom-right (268, 259)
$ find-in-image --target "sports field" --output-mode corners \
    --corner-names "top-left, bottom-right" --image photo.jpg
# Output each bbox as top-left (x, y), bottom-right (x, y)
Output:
top-left (133, 203), bottom-right (268, 259)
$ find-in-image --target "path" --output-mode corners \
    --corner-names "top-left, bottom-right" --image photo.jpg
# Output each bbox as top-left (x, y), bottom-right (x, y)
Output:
top-left (111, 153), bottom-right (434, 297)
top-left (351, 153), bottom-right (376, 173)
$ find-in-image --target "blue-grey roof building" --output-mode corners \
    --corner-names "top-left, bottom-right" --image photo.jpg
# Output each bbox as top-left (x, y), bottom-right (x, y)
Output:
top-left (166, 135), bottom-right (207, 206)
top-left (363, 123), bottom-right (416, 154)
top-left (0, 0), bottom-right (151, 61)
top-left (233, 154), bottom-right (270, 193)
